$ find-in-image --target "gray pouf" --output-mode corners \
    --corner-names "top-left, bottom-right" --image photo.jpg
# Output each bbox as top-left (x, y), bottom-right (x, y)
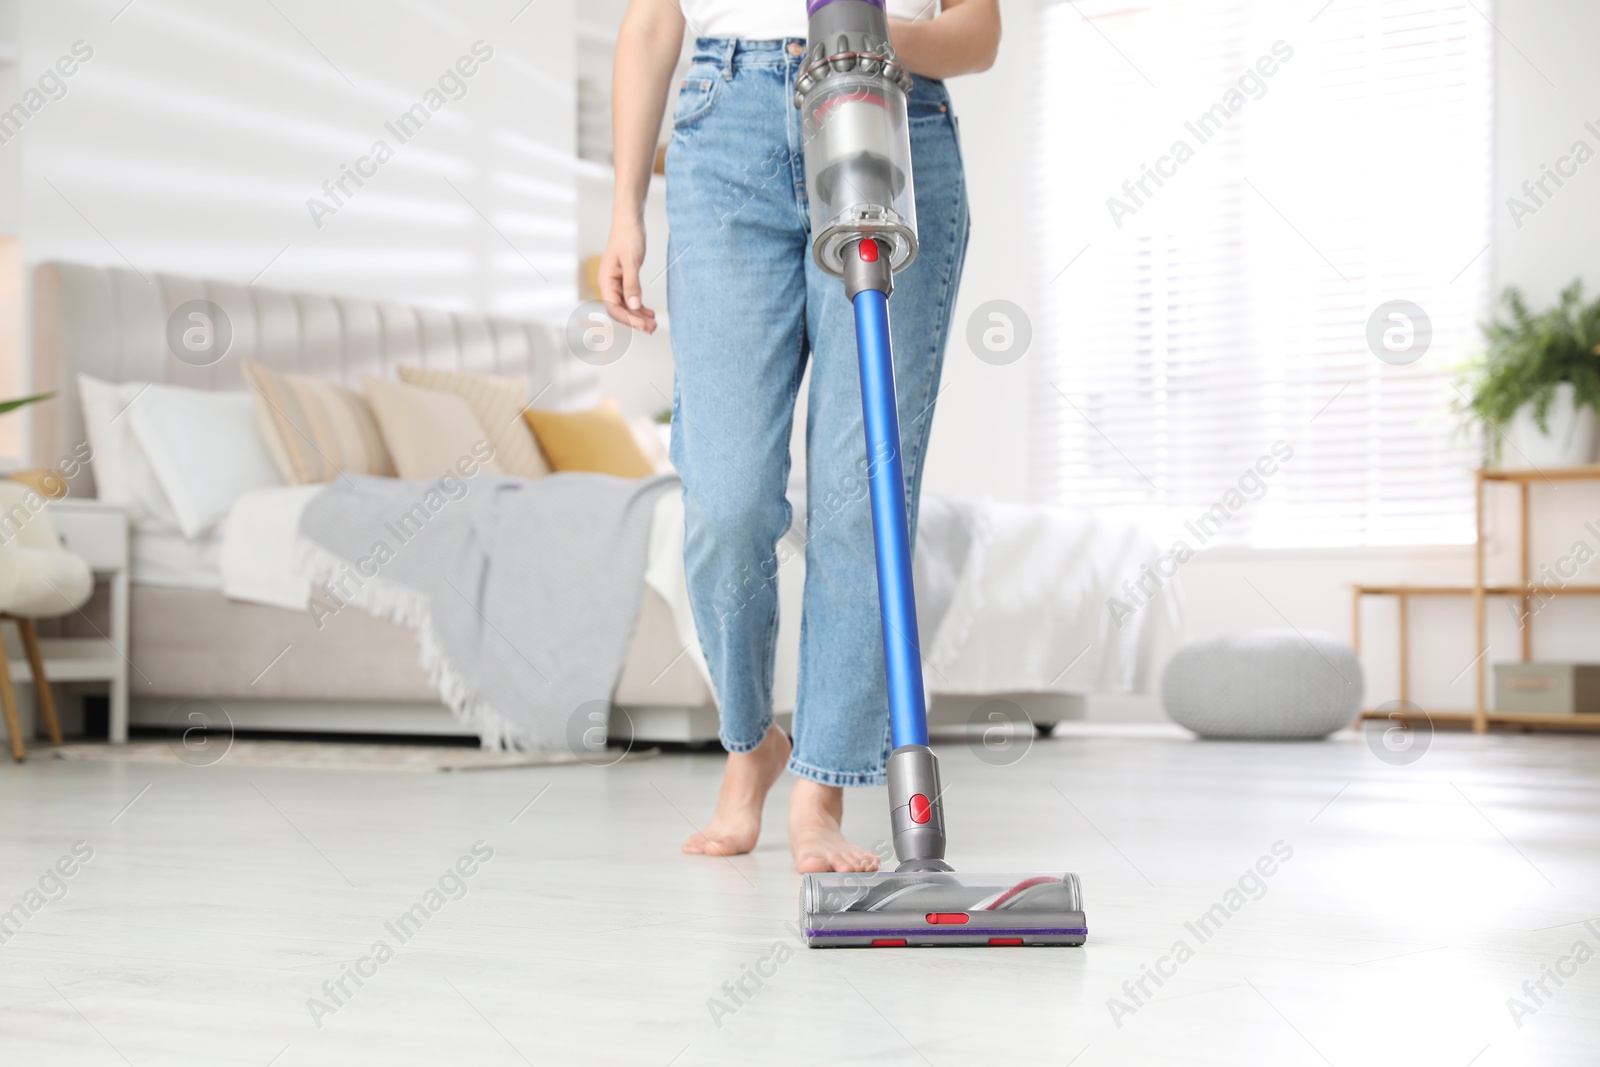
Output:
top-left (1161, 629), bottom-right (1364, 740)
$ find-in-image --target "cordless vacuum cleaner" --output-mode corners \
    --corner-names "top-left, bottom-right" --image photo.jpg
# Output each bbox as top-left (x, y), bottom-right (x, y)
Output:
top-left (794, 0), bottom-right (1087, 948)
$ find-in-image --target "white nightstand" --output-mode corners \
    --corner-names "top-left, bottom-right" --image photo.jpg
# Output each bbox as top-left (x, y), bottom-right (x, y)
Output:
top-left (17, 500), bottom-right (132, 742)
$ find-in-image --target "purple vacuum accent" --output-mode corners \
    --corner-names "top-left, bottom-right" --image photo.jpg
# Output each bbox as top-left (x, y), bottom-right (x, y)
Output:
top-left (807, 928), bottom-right (1090, 938)
top-left (807, 0), bottom-right (884, 14)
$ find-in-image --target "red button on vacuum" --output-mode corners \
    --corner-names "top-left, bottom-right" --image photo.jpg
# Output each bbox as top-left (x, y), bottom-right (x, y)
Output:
top-left (871, 938), bottom-right (907, 947)
top-left (989, 938), bottom-right (1024, 946)
top-left (858, 238), bottom-right (879, 262)
top-left (925, 912), bottom-right (969, 925)
top-left (908, 793), bottom-right (931, 824)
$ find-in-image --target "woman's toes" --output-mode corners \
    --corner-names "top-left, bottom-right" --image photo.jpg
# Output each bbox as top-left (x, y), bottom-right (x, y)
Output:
top-left (681, 725), bottom-right (790, 860)
top-left (790, 831), bottom-right (883, 873)
top-left (704, 834), bottom-right (749, 856)
top-left (793, 850), bottom-right (831, 874)
top-left (820, 846), bottom-right (878, 873)
top-left (842, 848), bottom-right (880, 873)
top-left (684, 824), bottom-right (755, 856)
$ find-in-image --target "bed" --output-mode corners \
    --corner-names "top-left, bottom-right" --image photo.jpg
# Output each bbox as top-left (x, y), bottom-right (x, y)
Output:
top-left (30, 261), bottom-right (1182, 745)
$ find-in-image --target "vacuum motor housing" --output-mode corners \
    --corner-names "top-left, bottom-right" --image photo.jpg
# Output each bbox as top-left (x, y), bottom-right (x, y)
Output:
top-left (796, 0), bottom-right (919, 278)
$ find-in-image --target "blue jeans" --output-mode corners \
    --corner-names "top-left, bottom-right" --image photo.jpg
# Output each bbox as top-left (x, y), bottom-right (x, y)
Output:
top-left (665, 38), bottom-right (970, 786)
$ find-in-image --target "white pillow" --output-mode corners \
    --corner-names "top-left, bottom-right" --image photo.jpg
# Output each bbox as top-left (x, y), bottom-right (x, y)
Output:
top-left (125, 384), bottom-right (283, 538)
top-left (76, 374), bottom-right (181, 530)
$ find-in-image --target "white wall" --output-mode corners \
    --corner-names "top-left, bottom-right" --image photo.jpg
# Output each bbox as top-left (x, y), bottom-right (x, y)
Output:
top-left (12, 0), bottom-right (575, 377)
top-left (0, 0), bottom-right (20, 233)
top-left (923, 0), bottom-right (1039, 505)
top-left (1492, 1), bottom-right (1600, 303)
top-left (0, 0), bottom-right (24, 462)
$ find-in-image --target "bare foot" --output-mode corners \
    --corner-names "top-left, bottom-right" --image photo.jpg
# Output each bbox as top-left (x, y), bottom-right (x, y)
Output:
top-left (788, 778), bottom-right (881, 873)
top-left (682, 724), bottom-right (791, 857)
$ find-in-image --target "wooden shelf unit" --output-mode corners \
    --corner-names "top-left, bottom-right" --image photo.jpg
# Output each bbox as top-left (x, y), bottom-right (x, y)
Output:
top-left (1353, 465), bottom-right (1600, 733)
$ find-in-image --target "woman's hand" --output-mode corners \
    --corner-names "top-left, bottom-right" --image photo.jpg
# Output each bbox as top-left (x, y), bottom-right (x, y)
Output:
top-left (601, 0), bottom-right (684, 332)
top-left (889, 0), bottom-right (1000, 79)
top-left (600, 215), bottom-right (656, 333)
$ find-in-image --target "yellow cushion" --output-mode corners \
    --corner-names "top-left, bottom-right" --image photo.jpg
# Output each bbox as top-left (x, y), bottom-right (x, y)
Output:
top-left (523, 400), bottom-right (656, 478)
top-left (395, 365), bottom-right (550, 480)
top-left (242, 362), bottom-right (394, 484)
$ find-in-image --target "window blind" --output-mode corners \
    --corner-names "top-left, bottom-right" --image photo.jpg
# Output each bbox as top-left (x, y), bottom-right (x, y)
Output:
top-left (1034, 0), bottom-right (1492, 547)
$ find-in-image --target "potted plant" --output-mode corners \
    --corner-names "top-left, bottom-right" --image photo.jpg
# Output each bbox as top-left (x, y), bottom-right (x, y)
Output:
top-left (1458, 282), bottom-right (1600, 469)
top-left (0, 392), bottom-right (64, 496)
top-left (0, 392), bottom-right (53, 418)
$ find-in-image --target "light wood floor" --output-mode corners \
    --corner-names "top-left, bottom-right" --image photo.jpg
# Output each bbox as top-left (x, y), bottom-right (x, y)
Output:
top-left (2, 724), bottom-right (1597, 1066)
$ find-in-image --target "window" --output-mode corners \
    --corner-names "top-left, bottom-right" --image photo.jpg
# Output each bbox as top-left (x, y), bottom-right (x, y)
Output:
top-left (1034, 0), bottom-right (1493, 547)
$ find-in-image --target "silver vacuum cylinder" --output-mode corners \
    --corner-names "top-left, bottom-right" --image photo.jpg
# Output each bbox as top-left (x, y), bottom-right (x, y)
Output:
top-left (795, 0), bottom-right (919, 278)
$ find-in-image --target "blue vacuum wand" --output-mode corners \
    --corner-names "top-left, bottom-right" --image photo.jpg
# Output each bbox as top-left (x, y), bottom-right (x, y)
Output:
top-left (846, 241), bottom-right (951, 870)
top-left (849, 250), bottom-right (927, 754)
top-left (795, 0), bottom-right (1087, 946)
top-left (796, 0), bottom-right (943, 873)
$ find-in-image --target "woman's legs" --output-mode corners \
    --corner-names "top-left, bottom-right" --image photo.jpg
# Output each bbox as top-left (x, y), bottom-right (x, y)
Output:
top-left (667, 40), bottom-right (828, 861)
top-left (667, 43), bottom-right (968, 869)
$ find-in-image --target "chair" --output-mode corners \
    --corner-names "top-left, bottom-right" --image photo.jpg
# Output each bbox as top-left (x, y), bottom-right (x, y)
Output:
top-left (0, 482), bottom-right (94, 760)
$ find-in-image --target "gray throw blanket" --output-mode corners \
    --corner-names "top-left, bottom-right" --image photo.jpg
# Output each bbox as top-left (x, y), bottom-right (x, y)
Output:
top-left (297, 472), bottom-right (678, 750)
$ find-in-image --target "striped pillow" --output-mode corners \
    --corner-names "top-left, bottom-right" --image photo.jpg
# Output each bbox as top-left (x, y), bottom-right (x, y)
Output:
top-left (242, 362), bottom-right (394, 484)
top-left (395, 365), bottom-right (550, 480)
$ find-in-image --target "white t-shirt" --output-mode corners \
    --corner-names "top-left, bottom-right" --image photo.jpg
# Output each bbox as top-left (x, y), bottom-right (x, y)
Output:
top-left (680, 0), bottom-right (939, 41)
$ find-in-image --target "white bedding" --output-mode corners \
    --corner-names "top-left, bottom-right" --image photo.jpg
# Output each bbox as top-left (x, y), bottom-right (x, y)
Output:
top-left (215, 483), bottom-right (1183, 706)
top-left (218, 485), bottom-right (324, 609)
top-left (641, 491), bottom-right (1183, 704)
top-left (918, 497), bottom-right (1184, 696)
top-left (130, 522), bottom-right (223, 589)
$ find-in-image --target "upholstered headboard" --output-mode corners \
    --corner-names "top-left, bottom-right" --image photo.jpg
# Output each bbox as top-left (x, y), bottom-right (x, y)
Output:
top-left (30, 261), bottom-right (597, 496)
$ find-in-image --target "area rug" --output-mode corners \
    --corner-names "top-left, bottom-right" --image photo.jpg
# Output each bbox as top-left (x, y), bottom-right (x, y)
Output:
top-left (46, 740), bottom-right (657, 773)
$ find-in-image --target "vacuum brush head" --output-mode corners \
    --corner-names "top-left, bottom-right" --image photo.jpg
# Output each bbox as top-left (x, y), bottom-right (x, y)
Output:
top-left (800, 870), bottom-right (1087, 948)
